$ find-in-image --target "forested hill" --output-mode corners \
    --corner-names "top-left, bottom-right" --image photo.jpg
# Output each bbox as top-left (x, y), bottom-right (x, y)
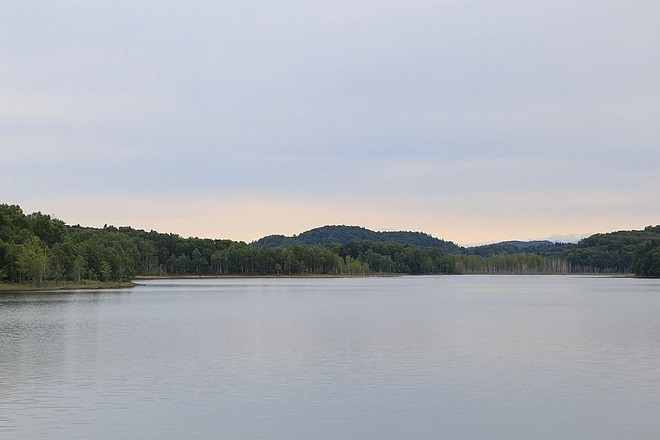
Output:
top-left (562, 226), bottom-right (660, 274)
top-left (254, 227), bottom-right (573, 257)
top-left (467, 240), bottom-right (575, 258)
top-left (252, 225), bottom-right (463, 253)
top-left (0, 205), bottom-right (460, 284)
top-left (2, 203), bottom-right (660, 285)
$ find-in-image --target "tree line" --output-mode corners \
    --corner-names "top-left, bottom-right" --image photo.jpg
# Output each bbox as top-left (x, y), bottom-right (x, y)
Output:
top-left (561, 226), bottom-right (660, 275)
top-left (1, 204), bottom-right (659, 285)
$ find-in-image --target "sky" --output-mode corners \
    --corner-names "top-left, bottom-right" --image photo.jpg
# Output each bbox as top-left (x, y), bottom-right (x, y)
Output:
top-left (1, 0), bottom-right (659, 245)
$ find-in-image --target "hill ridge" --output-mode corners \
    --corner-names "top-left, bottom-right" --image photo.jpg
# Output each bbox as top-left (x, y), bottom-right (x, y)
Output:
top-left (252, 225), bottom-right (462, 253)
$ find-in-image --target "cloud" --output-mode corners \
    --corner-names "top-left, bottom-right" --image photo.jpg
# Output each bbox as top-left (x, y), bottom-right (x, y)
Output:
top-left (2, 0), bottom-right (659, 243)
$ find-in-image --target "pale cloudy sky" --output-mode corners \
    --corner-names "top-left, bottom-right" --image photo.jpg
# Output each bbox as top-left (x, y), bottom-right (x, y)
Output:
top-left (1, 0), bottom-right (659, 245)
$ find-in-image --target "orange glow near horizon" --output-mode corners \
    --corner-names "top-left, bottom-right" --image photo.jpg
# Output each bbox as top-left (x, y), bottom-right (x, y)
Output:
top-left (17, 195), bottom-right (655, 246)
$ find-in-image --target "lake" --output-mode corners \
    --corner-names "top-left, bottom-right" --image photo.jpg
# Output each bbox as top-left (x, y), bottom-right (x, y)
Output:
top-left (1, 275), bottom-right (659, 439)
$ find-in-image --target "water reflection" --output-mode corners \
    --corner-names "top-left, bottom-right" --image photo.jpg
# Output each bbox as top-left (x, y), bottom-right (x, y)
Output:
top-left (1, 276), bottom-right (660, 439)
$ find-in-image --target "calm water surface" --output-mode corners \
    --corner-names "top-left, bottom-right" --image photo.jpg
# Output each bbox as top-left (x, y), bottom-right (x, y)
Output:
top-left (1, 276), bottom-right (659, 439)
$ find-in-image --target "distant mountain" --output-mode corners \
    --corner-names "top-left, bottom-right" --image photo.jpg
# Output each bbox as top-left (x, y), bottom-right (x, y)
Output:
top-left (252, 225), bottom-right (463, 253)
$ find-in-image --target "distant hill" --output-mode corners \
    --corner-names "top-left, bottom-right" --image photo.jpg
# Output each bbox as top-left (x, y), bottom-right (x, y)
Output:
top-left (2, 202), bottom-right (658, 280)
top-left (253, 226), bottom-right (581, 257)
top-left (252, 225), bottom-right (463, 253)
top-left (561, 226), bottom-right (660, 273)
top-left (468, 240), bottom-right (575, 258)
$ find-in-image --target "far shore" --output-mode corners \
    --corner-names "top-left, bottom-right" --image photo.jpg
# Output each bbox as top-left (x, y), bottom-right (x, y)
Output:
top-left (133, 273), bottom-right (636, 281)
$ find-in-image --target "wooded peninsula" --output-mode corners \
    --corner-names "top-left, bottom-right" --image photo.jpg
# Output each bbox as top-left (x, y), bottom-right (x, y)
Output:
top-left (1, 203), bottom-right (659, 289)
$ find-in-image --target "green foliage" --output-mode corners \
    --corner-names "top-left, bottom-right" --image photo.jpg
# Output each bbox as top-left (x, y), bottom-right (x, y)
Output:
top-left (16, 237), bottom-right (47, 284)
top-left (562, 228), bottom-right (660, 273)
top-left (468, 241), bottom-right (574, 258)
top-left (454, 253), bottom-right (571, 274)
top-left (1, 204), bottom-right (658, 283)
top-left (0, 204), bottom-right (29, 242)
top-left (334, 240), bottom-right (457, 274)
top-left (0, 204), bottom-right (461, 281)
top-left (252, 225), bottom-right (463, 253)
top-left (633, 239), bottom-right (660, 277)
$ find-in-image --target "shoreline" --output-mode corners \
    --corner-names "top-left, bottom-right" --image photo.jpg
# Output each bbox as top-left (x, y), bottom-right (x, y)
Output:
top-left (133, 274), bottom-right (398, 280)
top-left (1, 273), bottom-right (643, 292)
top-left (134, 273), bottom-right (635, 279)
top-left (0, 281), bottom-right (136, 293)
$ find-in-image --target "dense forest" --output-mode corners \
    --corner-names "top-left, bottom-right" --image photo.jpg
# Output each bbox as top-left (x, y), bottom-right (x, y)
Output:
top-left (1, 204), bottom-right (659, 286)
top-left (563, 226), bottom-right (660, 276)
top-left (466, 240), bottom-right (574, 258)
top-left (252, 225), bottom-right (463, 253)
